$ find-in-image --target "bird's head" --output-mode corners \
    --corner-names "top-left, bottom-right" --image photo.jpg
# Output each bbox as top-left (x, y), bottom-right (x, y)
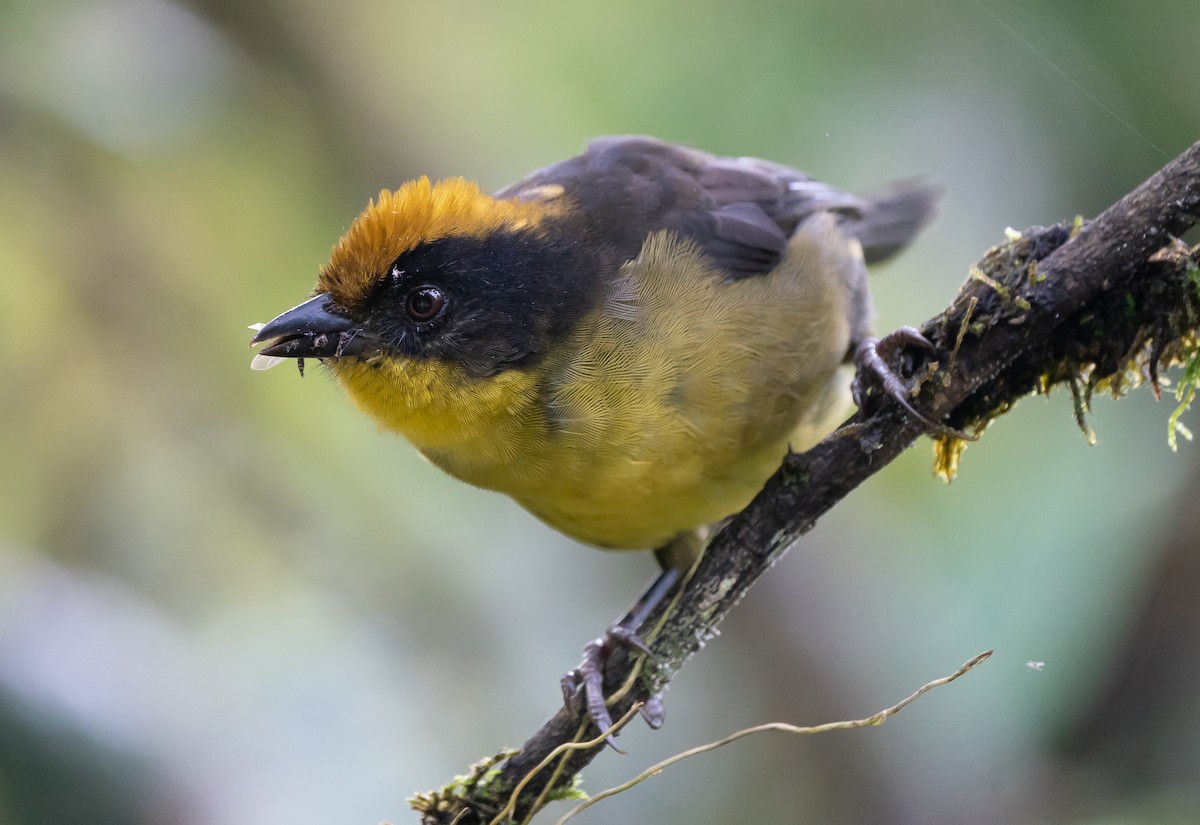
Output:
top-left (250, 177), bottom-right (592, 448)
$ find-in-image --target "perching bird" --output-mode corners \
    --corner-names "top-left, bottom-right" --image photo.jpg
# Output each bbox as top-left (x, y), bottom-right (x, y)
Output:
top-left (250, 135), bottom-right (941, 735)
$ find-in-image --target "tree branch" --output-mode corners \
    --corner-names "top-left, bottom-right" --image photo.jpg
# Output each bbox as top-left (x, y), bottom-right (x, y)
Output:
top-left (413, 140), bottom-right (1200, 824)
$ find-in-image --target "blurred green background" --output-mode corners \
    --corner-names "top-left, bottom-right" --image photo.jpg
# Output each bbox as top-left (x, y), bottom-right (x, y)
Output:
top-left (2, 0), bottom-right (1198, 822)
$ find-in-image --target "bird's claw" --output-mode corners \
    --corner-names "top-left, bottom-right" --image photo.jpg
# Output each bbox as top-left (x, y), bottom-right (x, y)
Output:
top-left (852, 326), bottom-right (975, 441)
top-left (561, 626), bottom-right (663, 751)
top-left (639, 694), bottom-right (666, 729)
top-left (606, 624), bottom-right (654, 657)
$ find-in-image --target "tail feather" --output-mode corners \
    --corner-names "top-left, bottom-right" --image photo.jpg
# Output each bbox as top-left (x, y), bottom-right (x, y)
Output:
top-left (841, 181), bottom-right (941, 265)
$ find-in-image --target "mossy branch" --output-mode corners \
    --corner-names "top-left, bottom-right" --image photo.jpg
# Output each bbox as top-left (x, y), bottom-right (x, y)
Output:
top-left (414, 140), bottom-right (1200, 824)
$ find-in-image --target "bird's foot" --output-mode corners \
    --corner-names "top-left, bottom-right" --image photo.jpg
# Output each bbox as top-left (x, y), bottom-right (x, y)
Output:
top-left (562, 626), bottom-right (664, 752)
top-left (852, 326), bottom-right (975, 441)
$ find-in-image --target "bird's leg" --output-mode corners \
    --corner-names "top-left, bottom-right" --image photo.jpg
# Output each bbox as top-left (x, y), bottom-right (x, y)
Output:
top-left (852, 326), bottom-right (975, 440)
top-left (561, 565), bottom-right (681, 750)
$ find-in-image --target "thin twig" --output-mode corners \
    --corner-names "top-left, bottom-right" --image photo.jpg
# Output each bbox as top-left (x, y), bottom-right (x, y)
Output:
top-left (556, 651), bottom-right (993, 823)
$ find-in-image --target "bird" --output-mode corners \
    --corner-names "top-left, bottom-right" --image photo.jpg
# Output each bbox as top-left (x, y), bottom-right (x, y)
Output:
top-left (250, 135), bottom-right (942, 737)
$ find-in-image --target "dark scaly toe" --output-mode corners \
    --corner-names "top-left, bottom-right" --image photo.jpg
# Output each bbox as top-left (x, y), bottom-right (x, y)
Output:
top-left (562, 635), bottom-right (620, 751)
top-left (639, 694), bottom-right (666, 730)
top-left (852, 326), bottom-right (975, 441)
top-left (607, 624), bottom-right (654, 657)
top-left (851, 325), bottom-right (932, 413)
top-left (560, 564), bottom-right (682, 748)
top-left (561, 626), bottom-right (658, 752)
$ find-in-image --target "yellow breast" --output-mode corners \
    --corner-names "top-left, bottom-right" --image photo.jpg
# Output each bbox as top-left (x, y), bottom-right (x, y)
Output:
top-left (329, 221), bottom-right (860, 550)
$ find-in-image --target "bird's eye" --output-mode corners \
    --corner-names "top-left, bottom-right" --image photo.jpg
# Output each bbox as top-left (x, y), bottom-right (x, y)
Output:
top-left (405, 286), bottom-right (446, 323)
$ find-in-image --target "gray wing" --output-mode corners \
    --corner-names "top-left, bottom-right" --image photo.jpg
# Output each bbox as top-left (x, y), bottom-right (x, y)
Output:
top-left (498, 135), bottom-right (937, 278)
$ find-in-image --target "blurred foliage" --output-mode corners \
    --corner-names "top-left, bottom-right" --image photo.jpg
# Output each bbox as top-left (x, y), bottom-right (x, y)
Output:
top-left (0, 0), bottom-right (1198, 823)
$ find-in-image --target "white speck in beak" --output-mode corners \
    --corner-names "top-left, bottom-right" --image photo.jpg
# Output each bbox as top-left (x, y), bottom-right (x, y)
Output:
top-left (250, 352), bottom-right (288, 371)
